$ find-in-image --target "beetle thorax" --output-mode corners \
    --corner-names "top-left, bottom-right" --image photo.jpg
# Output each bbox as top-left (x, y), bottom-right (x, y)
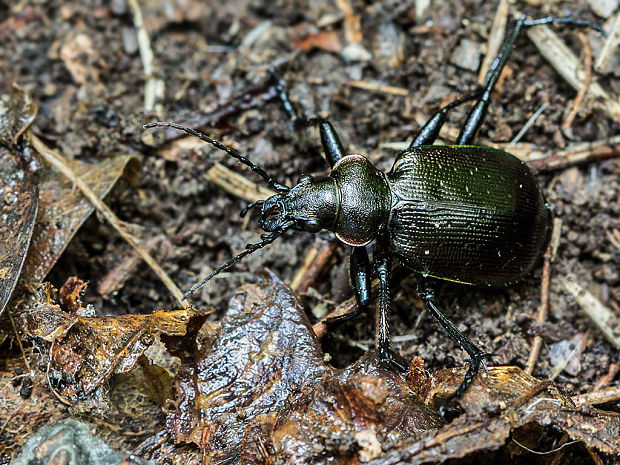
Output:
top-left (331, 154), bottom-right (391, 246)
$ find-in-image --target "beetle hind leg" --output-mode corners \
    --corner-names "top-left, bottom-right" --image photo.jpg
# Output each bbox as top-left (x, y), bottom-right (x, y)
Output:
top-left (417, 278), bottom-right (493, 411)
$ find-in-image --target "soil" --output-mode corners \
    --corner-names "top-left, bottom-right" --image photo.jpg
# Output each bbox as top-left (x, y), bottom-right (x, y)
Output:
top-left (1, 0), bottom-right (619, 458)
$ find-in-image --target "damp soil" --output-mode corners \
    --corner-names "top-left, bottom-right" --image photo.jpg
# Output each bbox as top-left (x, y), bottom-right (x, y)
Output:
top-left (1, 0), bottom-right (619, 455)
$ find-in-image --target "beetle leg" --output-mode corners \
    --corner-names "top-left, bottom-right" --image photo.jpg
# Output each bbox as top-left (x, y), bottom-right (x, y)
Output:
top-left (269, 69), bottom-right (345, 168)
top-left (457, 16), bottom-right (604, 145)
top-left (375, 235), bottom-right (407, 372)
top-left (269, 67), bottom-right (299, 123)
top-left (325, 247), bottom-right (371, 324)
top-left (316, 118), bottom-right (345, 167)
top-left (417, 278), bottom-right (492, 406)
top-left (410, 88), bottom-right (483, 148)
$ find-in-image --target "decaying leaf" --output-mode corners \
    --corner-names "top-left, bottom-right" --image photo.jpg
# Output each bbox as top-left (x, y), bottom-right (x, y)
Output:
top-left (20, 152), bottom-right (141, 283)
top-left (164, 272), bottom-right (442, 462)
top-left (163, 271), bottom-right (330, 451)
top-left (0, 149), bottom-right (38, 316)
top-left (22, 286), bottom-right (207, 402)
top-left (164, 273), bottom-right (620, 464)
top-left (0, 87), bottom-right (39, 315)
top-left (58, 276), bottom-right (87, 313)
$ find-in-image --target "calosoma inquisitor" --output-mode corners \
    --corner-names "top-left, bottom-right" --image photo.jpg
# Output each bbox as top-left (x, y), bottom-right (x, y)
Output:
top-left (145, 15), bottom-right (605, 408)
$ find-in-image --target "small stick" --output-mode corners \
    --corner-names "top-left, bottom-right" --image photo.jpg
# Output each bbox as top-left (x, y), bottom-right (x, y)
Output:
top-left (312, 296), bottom-right (356, 339)
top-left (205, 163), bottom-right (276, 203)
top-left (527, 135), bottom-right (620, 173)
top-left (509, 103), bottom-right (546, 146)
top-left (562, 278), bottom-right (620, 349)
top-left (525, 18), bottom-right (620, 120)
top-left (595, 13), bottom-right (620, 73)
top-left (98, 235), bottom-right (163, 298)
top-left (525, 218), bottom-right (561, 375)
top-left (594, 362), bottom-right (620, 391)
top-left (478, 0), bottom-right (509, 83)
top-left (562, 33), bottom-right (592, 130)
top-left (290, 240), bottom-right (338, 293)
top-left (347, 81), bottom-right (409, 96)
top-left (30, 133), bottom-right (190, 309)
top-left (572, 384), bottom-right (620, 408)
top-left (335, 0), bottom-right (362, 44)
top-left (127, 0), bottom-right (164, 112)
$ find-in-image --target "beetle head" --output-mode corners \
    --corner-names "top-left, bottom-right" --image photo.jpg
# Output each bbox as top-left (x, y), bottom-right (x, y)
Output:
top-left (259, 175), bottom-right (338, 233)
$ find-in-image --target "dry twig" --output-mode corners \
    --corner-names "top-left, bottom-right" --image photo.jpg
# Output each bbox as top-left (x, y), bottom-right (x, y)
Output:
top-left (572, 385), bottom-right (620, 408)
top-left (525, 17), bottom-right (620, 120)
top-left (205, 162), bottom-right (276, 203)
top-left (562, 278), bottom-right (620, 350)
top-left (127, 0), bottom-right (164, 112)
top-left (525, 218), bottom-right (561, 375)
top-left (347, 81), bottom-right (409, 96)
top-left (595, 13), bottom-right (620, 73)
top-left (562, 33), bottom-right (592, 130)
top-left (30, 133), bottom-right (189, 309)
top-left (527, 135), bottom-right (620, 173)
top-left (290, 240), bottom-right (338, 293)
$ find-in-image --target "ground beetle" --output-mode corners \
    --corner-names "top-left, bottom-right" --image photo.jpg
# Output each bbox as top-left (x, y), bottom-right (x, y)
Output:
top-left (146, 15), bottom-right (605, 410)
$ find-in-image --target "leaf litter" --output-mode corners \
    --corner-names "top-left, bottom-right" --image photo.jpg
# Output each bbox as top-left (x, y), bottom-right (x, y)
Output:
top-left (1, 1), bottom-right (620, 464)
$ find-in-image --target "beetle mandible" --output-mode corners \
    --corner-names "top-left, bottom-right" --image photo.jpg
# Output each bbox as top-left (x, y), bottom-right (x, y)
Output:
top-left (145, 15), bottom-right (604, 407)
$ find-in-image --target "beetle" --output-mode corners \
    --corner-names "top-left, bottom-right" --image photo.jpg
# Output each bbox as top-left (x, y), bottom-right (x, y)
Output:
top-left (145, 15), bottom-right (604, 409)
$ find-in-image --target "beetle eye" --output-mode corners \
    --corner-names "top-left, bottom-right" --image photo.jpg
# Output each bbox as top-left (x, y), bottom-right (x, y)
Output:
top-left (304, 219), bottom-right (321, 233)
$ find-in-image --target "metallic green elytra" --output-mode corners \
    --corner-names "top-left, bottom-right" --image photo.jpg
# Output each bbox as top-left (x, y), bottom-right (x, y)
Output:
top-left (387, 146), bottom-right (551, 286)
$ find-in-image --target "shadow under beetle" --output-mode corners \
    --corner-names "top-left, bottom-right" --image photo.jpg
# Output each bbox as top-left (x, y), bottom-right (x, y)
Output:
top-left (146, 15), bottom-right (604, 411)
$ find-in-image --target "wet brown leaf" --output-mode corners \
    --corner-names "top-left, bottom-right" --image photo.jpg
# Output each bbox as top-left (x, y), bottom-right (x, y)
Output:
top-left (20, 153), bottom-right (141, 283)
top-left (165, 272), bottom-right (442, 463)
top-left (0, 87), bottom-right (38, 315)
top-left (360, 366), bottom-right (620, 464)
top-left (22, 291), bottom-right (207, 402)
top-left (0, 149), bottom-right (38, 316)
top-left (58, 276), bottom-right (87, 313)
top-left (165, 274), bottom-right (620, 464)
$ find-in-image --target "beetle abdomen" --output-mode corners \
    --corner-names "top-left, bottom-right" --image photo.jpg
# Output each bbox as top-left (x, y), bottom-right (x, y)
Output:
top-left (387, 146), bottom-right (550, 285)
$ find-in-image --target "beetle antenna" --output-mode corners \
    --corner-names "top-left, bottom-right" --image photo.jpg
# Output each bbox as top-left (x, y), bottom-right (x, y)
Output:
top-left (144, 122), bottom-right (290, 192)
top-left (183, 221), bottom-right (295, 298)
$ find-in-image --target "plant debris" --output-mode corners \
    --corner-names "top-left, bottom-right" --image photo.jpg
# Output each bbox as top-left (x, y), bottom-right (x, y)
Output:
top-left (22, 279), bottom-right (207, 403)
top-left (0, 88), bottom-right (38, 315)
top-left (163, 274), bottom-right (620, 464)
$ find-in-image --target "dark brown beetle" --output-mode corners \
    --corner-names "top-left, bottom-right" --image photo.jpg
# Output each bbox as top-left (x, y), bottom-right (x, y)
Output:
top-left (146, 15), bottom-right (603, 410)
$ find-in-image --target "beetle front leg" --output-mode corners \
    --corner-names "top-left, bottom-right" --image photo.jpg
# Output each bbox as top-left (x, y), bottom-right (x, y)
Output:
top-left (417, 278), bottom-right (493, 406)
top-left (325, 247), bottom-right (371, 324)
